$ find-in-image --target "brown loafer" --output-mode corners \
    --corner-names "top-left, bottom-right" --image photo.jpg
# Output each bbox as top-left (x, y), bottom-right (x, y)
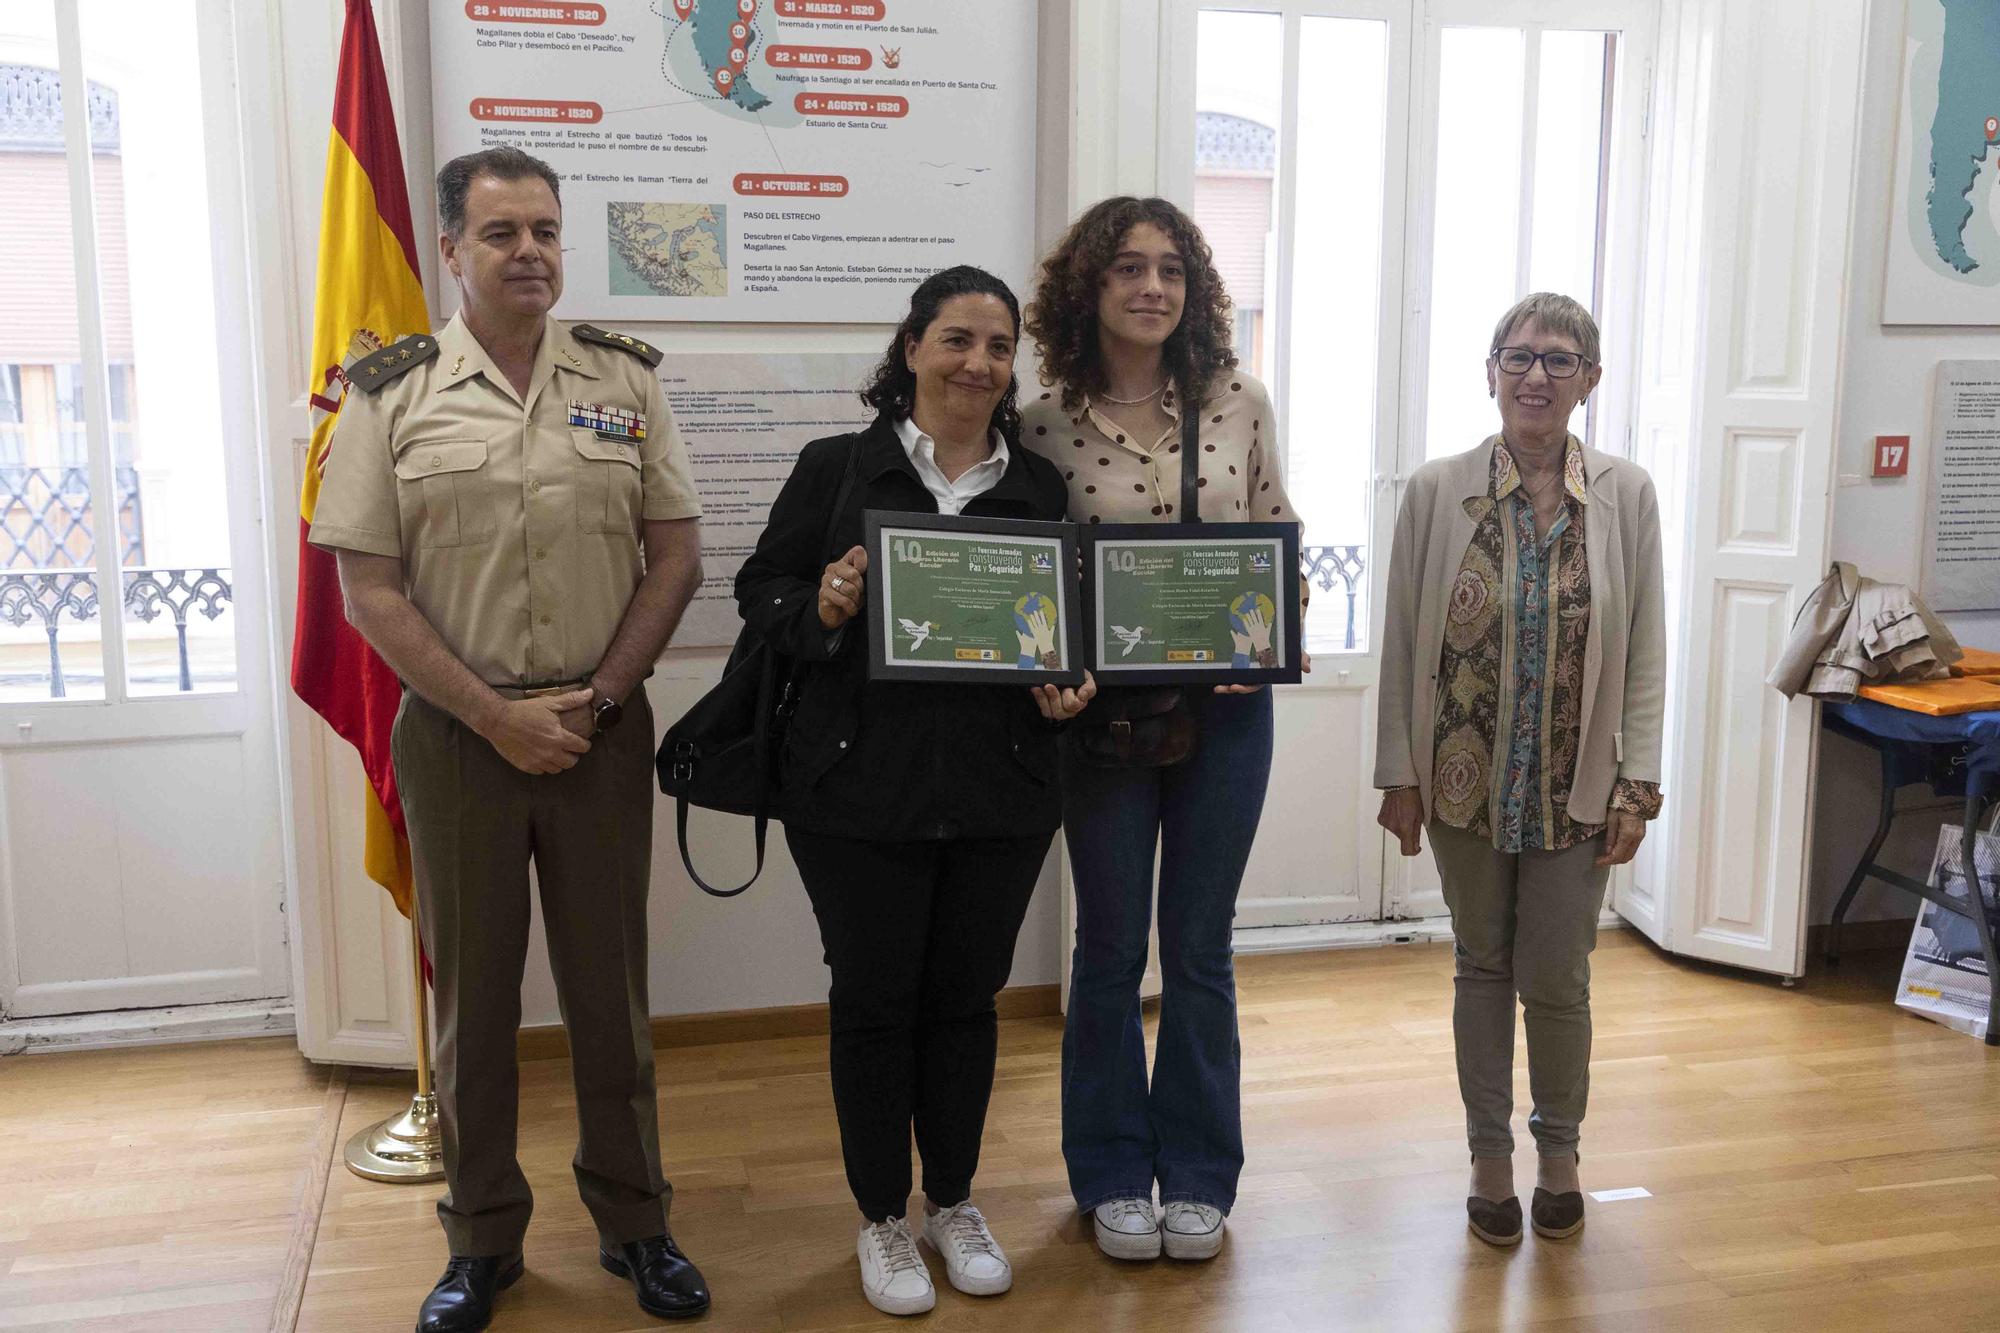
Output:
top-left (1466, 1194), bottom-right (1523, 1247)
top-left (1531, 1187), bottom-right (1585, 1239)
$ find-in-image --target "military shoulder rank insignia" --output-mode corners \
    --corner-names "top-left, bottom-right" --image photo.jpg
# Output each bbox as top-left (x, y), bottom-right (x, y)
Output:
top-left (568, 400), bottom-right (648, 444)
top-left (350, 333), bottom-right (440, 392)
top-left (572, 322), bottom-right (663, 368)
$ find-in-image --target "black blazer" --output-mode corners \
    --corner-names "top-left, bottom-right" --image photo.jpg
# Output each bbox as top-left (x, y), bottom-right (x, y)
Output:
top-left (734, 414), bottom-right (1072, 842)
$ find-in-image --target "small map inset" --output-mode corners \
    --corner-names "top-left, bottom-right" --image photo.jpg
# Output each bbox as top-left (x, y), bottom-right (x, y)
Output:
top-left (607, 202), bottom-right (728, 299)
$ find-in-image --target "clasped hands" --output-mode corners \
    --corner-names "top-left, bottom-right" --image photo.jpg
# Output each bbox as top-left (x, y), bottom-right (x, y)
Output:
top-left (819, 545), bottom-right (1095, 721)
top-left (1374, 786), bottom-right (1646, 865)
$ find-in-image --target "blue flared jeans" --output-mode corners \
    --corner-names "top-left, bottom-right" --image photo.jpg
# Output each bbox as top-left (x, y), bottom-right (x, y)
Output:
top-left (1058, 688), bottom-right (1274, 1214)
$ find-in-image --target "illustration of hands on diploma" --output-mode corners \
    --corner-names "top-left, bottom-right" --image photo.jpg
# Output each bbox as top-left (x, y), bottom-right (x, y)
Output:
top-left (1228, 591), bottom-right (1278, 669)
top-left (1013, 593), bottom-right (1059, 669)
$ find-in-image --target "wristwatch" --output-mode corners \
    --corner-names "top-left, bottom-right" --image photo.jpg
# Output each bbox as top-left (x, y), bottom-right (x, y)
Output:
top-left (590, 692), bottom-right (624, 737)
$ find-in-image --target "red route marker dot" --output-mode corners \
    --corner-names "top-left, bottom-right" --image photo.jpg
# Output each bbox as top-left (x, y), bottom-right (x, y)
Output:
top-left (730, 45), bottom-right (748, 67)
top-left (738, 0), bottom-right (756, 15)
top-left (1987, 115), bottom-right (1998, 140)
top-left (714, 67), bottom-right (735, 93)
top-left (731, 21), bottom-right (749, 41)
top-left (673, 0), bottom-right (693, 16)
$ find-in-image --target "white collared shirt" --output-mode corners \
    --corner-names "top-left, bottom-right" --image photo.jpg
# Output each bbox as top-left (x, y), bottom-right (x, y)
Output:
top-left (894, 415), bottom-right (1009, 516)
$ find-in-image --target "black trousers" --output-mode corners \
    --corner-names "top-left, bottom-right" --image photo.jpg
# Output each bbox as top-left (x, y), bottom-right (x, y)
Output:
top-left (784, 828), bottom-right (1052, 1223)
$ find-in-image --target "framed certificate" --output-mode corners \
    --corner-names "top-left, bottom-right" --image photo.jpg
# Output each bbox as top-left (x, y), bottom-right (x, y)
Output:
top-left (864, 510), bottom-right (1085, 685)
top-left (1082, 523), bottom-right (1302, 686)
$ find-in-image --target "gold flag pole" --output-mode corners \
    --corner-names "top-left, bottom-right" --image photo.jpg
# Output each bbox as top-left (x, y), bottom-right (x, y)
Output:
top-left (344, 906), bottom-right (444, 1181)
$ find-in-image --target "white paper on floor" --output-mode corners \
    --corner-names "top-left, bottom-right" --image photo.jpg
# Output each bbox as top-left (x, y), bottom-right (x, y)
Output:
top-left (1588, 1187), bottom-right (1652, 1202)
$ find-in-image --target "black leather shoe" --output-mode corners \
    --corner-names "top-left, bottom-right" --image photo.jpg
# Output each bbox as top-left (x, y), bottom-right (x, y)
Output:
top-left (415, 1253), bottom-right (523, 1333)
top-left (600, 1234), bottom-right (711, 1320)
top-left (1531, 1187), bottom-right (1586, 1238)
top-left (1466, 1194), bottom-right (1524, 1247)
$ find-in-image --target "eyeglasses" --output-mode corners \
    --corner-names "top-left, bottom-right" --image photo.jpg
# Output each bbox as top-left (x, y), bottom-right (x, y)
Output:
top-left (1491, 346), bottom-right (1591, 379)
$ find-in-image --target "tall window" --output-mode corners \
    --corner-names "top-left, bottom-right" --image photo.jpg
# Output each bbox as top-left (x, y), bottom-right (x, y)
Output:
top-left (0, 2), bottom-right (236, 701)
top-left (1187, 1), bottom-right (1648, 656)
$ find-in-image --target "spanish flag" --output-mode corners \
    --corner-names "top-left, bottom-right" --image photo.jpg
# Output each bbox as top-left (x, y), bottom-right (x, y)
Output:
top-left (291, 0), bottom-right (429, 917)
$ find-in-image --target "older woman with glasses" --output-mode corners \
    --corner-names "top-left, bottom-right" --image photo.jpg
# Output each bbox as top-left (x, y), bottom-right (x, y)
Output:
top-left (1374, 292), bottom-right (1665, 1247)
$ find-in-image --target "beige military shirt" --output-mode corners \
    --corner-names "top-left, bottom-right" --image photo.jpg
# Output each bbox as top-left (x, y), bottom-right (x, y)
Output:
top-left (1019, 370), bottom-right (1301, 528)
top-left (308, 313), bottom-right (702, 686)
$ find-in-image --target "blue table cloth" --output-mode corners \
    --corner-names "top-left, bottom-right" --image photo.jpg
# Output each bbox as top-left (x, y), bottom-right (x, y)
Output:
top-left (1822, 699), bottom-right (2000, 804)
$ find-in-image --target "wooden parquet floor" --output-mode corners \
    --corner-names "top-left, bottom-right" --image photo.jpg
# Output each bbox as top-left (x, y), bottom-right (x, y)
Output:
top-left (3, 933), bottom-right (1998, 1331)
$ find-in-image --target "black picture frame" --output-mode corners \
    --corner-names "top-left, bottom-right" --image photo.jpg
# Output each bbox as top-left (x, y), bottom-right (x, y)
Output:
top-left (864, 510), bottom-right (1086, 686)
top-left (1081, 522), bottom-right (1303, 687)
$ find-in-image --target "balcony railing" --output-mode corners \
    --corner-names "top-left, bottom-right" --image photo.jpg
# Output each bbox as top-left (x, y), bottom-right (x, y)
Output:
top-left (1301, 545), bottom-right (1366, 651)
top-left (0, 567), bottom-right (232, 697)
top-left (1, 465), bottom-right (145, 570)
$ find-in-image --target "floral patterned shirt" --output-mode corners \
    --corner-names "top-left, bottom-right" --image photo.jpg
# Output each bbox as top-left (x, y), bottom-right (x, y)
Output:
top-left (1430, 437), bottom-right (1662, 851)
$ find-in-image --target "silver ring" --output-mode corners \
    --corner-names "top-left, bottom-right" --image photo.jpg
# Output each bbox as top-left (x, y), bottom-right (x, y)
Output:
top-left (830, 576), bottom-right (845, 590)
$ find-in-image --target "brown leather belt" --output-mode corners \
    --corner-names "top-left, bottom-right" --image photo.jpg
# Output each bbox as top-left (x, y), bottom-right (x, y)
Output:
top-left (487, 678), bottom-right (590, 701)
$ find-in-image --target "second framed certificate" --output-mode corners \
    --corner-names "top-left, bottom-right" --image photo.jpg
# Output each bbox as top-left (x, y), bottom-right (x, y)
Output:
top-left (1083, 523), bottom-right (1302, 686)
top-left (865, 511), bottom-right (1085, 685)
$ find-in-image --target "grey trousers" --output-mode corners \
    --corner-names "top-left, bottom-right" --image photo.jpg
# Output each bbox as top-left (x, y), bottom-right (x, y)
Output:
top-left (392, 687), bottom-right (668, 1256)
top-left (1428, 821), bottom-right (1610, 1160)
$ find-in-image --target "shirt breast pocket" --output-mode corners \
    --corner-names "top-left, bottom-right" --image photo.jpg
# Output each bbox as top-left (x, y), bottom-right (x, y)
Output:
top-left (392, 440), bottom-right (494, 548)
top-left (570, 427), bottom-right (643, 535)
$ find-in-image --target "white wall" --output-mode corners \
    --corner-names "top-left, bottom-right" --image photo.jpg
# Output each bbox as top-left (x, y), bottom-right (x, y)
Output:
top-left (1809, 0), bottom-right (2000, 926)
top-left (273, 2), bottom-right (1082, 1050)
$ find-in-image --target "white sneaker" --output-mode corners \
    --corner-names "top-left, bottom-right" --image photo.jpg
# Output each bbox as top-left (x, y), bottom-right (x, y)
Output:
top-left (857, 1217), bottom-right (935, 1316)
top-left (1162, 1201), bottom-right (1225, 1260)
top-left (1090, 1197), bottom-right (1162, 1260)
top-left (920, 1201), bottom-right (1012, 1295)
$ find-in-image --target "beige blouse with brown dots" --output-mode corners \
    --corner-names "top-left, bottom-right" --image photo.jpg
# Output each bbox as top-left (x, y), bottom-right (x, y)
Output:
top-left (1018, 371), bottom-right (1302, 531)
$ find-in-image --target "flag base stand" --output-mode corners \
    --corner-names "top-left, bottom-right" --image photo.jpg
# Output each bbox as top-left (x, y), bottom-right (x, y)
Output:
top-left (346, 909), bottom-right (445, 1183)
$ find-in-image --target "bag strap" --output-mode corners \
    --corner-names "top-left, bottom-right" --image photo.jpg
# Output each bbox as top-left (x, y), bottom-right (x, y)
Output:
top-left (1180, 395), bottom-right (1200, 524)
top-left (821, 431), bottom-right (866, 561)
top-left (677, 795), bottom-right (766, 898)
top-left (677, 433), bottom-right (868, 899)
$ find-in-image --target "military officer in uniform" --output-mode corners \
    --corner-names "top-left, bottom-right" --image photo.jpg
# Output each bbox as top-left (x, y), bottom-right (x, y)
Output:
top-left (309, 146), bottom-right (710, 1331)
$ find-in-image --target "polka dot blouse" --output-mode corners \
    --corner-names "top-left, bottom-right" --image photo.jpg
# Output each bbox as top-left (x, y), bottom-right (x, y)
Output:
top-left (1019, 371), bottom-right (1302, 531)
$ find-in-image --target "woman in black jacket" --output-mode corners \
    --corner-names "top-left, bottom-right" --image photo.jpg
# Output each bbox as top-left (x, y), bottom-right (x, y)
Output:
top-left (734, 267), bottom-right (1094, 1317)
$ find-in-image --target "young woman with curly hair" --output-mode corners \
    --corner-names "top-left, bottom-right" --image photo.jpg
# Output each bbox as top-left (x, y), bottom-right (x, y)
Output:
top-left (1020, 198), bottom-right (1306, 1264)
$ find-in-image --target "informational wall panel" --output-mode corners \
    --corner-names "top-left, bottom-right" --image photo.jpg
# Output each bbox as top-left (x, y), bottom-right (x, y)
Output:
top-left (661, 351), bottom-right (878, 647)
top-left (432, 1), bottom-right (1038, 322)
top-left (1923, 360), bottom-right (2000, 611)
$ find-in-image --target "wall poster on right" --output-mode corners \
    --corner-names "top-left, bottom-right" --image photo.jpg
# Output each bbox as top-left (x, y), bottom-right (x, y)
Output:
top-left (1923, 360), bottom-right (2000, 612)
top-left (1884, 0), bottom-right (2000, 325)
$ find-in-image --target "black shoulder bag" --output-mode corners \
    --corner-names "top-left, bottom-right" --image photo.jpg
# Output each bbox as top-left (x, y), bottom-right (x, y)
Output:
top-left (656, 437), bottom-right (863, 895)
top-left (1068, 406), bottom-right (1202, 768)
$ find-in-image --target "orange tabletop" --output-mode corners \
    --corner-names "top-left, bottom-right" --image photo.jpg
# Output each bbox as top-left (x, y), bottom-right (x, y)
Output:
top-left (1859, 676), bottom-right (2000, 715)
top-left (1952, 647), bottom-right (2000, 678)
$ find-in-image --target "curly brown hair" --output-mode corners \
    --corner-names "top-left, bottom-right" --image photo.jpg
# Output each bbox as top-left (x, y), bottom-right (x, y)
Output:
top-left (1024, 197), bottom-right (1237, 412)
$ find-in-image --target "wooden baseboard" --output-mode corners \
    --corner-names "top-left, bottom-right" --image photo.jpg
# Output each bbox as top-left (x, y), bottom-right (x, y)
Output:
top-left (516, 983), bottom-right (1062, 1063)
top-left (1805, 917), bottom-right (1918, 957)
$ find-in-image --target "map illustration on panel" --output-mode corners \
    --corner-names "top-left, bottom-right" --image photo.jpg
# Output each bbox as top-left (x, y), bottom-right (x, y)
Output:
top-left (607, 202), bottom-right (728, 298)
top-left (1885, 0), bottom-right (2000, 324)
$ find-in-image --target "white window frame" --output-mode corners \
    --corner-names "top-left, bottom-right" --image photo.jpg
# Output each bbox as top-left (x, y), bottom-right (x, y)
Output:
top-left (1162, 1), bottom-right (1657, 667)
top-left (1, 0), bottom-right (262, 743)
top-left (1407, 0), bottom-right (1654, 473)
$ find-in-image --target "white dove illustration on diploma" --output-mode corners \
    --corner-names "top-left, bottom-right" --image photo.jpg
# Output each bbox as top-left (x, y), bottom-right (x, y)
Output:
top-left (898, 618), bottom-right (935, 650)
top-left (1111, 625), bottom-right (1147, 657)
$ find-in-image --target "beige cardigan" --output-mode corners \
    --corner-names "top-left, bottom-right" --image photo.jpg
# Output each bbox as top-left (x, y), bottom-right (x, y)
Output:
top-left (1373, 438), bottom-right (1667, 827)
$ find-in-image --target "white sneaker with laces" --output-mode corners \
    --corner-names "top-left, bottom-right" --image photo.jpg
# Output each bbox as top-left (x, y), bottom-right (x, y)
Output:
top-left (1161, 1201), bottom-right (1225, 1260)
top-left (920, 1201), bottom-right (1012, 1295)
top-left (857, 1217), bottom-right (935, 1316)
top-left (1091, 1196), bottom-right (1162, 1260)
